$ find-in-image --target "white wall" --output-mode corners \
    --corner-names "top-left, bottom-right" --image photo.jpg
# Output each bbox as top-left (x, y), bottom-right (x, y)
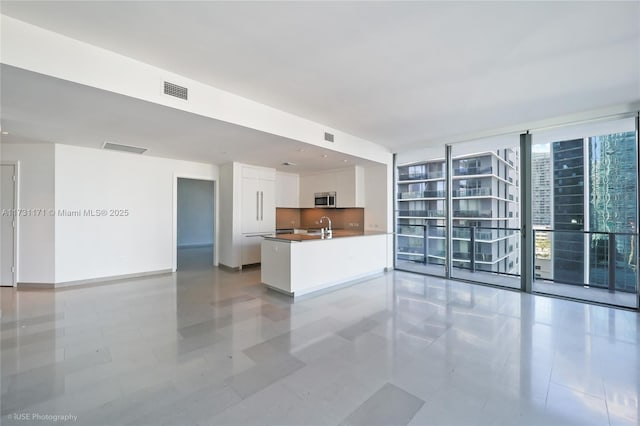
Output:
top-left (0, 143), bottom-right (55, 283)
top-left (177, 178), bottom-right (215, 247)
top-left (54, 144), bottom-right (217, 283)
top-left (1, 15), bottom-right (391, 165)
top-left (364, 163), bottom-right (394, 268)
top-left (363, 164), bottom-right (388, 232)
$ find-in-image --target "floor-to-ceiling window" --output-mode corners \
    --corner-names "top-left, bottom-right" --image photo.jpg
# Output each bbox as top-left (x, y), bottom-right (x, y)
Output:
top-left (395, 115), bottom-right (639, 310)
top-left (396, 156), bottom-right (447, 277)
top-left (395, 137), bottom-right (522, 289)
top-left (531, 118), bottom-right (638, 309)
top-left (449, 139), bottom-right (521, 289)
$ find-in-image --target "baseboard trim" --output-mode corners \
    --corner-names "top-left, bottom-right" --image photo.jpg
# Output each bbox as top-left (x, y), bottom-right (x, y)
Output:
top-left (15, 282), bottom-right (55, 289)
top-left (17, 269), bottom-right (173, 289)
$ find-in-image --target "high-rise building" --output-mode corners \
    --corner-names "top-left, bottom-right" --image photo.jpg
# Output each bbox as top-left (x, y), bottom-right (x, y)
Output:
top-left (548, 133), bottom-right (637, 291)
top-left (532, 151), bottom-right (552, 226)
top-left (589, 131), bottom-right (637, 291)
top-left (532, 149), bottom-right (554, 280)
top-left (552, 139), bottom-right (586, 285)
top-left (396, 149), bottom-right (520, 275)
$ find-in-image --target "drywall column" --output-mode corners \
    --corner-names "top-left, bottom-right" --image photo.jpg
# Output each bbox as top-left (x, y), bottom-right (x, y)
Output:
top-left (445, 144), bottom-right (453, 279)
top-left (520, 133), bottom-right (533, 293)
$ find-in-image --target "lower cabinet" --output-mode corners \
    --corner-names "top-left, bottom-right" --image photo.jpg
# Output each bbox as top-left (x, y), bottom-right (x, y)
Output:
top-left (241, 233), bottom-right (271, 266)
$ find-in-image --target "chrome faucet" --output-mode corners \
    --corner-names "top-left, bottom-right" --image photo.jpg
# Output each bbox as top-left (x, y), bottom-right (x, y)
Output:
top-left (319, 216), bottom-right (332, 238)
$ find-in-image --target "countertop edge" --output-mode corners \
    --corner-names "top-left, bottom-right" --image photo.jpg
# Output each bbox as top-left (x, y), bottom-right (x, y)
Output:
top-left (263, 232), bottom-right (391, 243)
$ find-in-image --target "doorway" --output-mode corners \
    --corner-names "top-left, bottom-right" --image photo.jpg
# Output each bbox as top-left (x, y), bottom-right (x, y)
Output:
top-left (176, 178), bottom-right (215, 270)
top-left (1, 163), bottom-right (17, 286)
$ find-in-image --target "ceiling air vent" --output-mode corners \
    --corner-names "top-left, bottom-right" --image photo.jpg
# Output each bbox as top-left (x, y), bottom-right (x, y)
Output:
top-left (324, 132), bottom-right (335, 142)
top-left (163, 81), bottom-right (188, 100)
top-left (102, 142), bottom-right (147, 155)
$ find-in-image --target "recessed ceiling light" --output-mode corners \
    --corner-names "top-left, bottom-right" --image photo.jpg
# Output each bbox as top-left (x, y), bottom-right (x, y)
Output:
top-left (297, 148), bottom-right (305, 153)
top-left (322, 154), bottom-right (328, 158)
top-left (282, 162), bottom-right (296, 166)
top-left (343, 159), bottom-right (348, 163)
top-left (1, 131), bottom-right (8, 135)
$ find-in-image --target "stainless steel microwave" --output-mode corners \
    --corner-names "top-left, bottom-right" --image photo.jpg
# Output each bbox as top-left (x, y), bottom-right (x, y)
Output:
top-left (314, 192), bottom-right (336, 208)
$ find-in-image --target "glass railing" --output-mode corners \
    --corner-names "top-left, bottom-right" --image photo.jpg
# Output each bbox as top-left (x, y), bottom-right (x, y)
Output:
top-left (452, 187), bottom-right (492, 197)
top-left (397, 210), bottom-right (446, 218)
top-left (532, 229), bottom-right (638, 293)
top-left (396, 224), bottom-right (522, 286)
top-left (453, 210), bottom-right (493, 218)
top-left (453, 166), bottom-right (493, 176)
top-left (399, 190), bottom-right (446, 199)
top-left (398, 172), bottom-right (444, 181)
top-left (396, 224), bottom-right (446, 265)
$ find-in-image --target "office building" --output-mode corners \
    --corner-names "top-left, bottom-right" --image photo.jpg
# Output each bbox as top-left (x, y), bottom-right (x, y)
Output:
top-left (589, 131), bottom-right (638, 291)
top-left (552, 139), bottom-right (586, 285)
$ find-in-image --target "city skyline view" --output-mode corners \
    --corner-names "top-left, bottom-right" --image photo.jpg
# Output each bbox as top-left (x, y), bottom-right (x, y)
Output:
top-left (396, 128), bottom-right (638, 296)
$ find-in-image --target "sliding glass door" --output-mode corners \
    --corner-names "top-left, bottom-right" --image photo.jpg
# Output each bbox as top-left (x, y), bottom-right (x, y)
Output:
top-left (396, 159), bottom-right (447, 277)
top-left (531, 118), bottom-right (638, 309)
top-left (449, 138), bottom-right (521, 289)
top-left (394, 116), bottom-right (638, 309)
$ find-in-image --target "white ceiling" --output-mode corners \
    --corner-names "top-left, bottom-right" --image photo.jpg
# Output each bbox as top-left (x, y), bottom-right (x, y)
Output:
top-left (1, 1), bottom-right (639, 151)
top-left (0, 65), bottom-right (377, 172)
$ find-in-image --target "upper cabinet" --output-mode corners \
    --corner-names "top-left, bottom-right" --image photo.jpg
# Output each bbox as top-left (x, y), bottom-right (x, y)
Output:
top-left (275, 171), bottom-right (300, 208)
top-left (299, 166), bottom-right (365, 208)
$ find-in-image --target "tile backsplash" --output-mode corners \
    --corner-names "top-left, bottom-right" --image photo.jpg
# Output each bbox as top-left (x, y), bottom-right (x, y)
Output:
top-left (276, 208), bottom-right (364, 232)
top-left (275, 208), bottom-right (301, 229)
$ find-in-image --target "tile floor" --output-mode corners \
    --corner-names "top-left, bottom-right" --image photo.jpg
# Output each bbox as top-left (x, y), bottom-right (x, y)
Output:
top-left (1, 249), bottom-right (639, 426)
top-left (396, 260), bottom-right (638, 309)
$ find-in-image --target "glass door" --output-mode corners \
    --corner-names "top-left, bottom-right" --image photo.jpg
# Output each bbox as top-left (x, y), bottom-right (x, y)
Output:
top-left (396, 158), bottom-right (447, 277)
top-left (531, 117), bottom-right (638, 309)
top-left (449, 138), bottom-right (521, 289)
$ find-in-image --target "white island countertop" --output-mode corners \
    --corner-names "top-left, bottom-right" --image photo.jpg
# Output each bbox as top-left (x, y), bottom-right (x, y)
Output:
top-left (261, 231), bottom-right (391, 298)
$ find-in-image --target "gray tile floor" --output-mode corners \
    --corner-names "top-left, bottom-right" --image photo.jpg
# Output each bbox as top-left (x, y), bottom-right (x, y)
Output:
top-left (397, 260), bottom-right (638, 309)
top-left (1, 248), bottom-right (639, 426)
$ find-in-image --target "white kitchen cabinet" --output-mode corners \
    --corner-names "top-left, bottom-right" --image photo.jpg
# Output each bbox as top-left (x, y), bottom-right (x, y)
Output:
top-left (242, 233), bottom-right (268, 265)
top-left (275, 171), bottom-right (299, 207)
top-left (219, 162), bottom-right (277, 269)
top-left (241, 166), bottom-right (275, 234)
top-left (240, 165), bottom-right (275, 266)
top-left (299, 166), bottom-right (365, 208)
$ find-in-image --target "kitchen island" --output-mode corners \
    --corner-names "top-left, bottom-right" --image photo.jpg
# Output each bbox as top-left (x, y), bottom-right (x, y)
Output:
top-left (261, 231), bottom-right (390, 297)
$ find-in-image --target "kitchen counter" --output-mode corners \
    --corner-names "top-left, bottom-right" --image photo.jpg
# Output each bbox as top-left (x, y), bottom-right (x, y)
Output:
top-left (261, 231), bottom-right (391, 298)
top-left (265, 230), bottom-right (387, 242)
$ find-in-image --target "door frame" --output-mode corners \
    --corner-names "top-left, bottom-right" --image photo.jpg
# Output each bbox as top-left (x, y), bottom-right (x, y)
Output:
top-left (1, 161), bottom-right (20, 287)
top-left (172, 174), bottom-right (218, 272)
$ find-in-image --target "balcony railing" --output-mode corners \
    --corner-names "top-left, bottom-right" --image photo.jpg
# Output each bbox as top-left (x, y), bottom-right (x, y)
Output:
top-left (453, 210), bottom-right (493, 218)
top-left (399, 190), bottom-right (446, 199)
top-left (396, 224), bottom-right (519, 271)
top-left (397, 210), bottom-right (445, 218)
top-left (533, 229), bottom-right (638, 293)
top-left (453, 166), bottom-right (493, 176)
top-left (452, 187), bottom-right (491, 197)
top-left (398, 171), bottom-right (444, 181)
